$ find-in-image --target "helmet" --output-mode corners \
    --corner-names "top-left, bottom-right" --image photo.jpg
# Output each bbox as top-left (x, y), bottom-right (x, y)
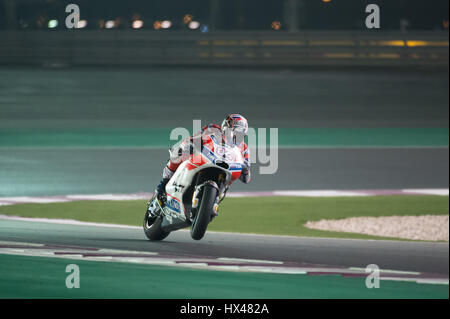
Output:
top-left (221, 114), bottom-right (248, 145)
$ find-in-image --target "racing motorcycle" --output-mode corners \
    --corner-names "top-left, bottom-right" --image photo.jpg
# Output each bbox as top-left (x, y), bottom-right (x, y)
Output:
top-left (143, 134), bottom-right (245, 241)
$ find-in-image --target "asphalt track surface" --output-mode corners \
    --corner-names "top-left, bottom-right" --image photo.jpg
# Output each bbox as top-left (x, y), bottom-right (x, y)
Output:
top-left (1, 68), bottom-right (448, 196)
top-left (0, 219), bottom-right (448, 276)
top-left (0, 147), bottom-right (448, 196)
top-left (0, 68), bottom-right (448, 129)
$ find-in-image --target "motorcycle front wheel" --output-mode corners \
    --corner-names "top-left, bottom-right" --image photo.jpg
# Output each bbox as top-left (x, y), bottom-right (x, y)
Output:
top-left (190, 183), bottom-right (217, 240)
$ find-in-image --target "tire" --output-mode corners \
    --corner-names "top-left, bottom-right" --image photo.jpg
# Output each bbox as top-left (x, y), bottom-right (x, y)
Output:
top-left (143, 212), bottom-right (170, 241)
top-left (190, 183), bottom-right (217, 240)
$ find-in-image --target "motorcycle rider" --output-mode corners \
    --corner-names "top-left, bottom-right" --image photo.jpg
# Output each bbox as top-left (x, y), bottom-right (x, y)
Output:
top-left (155, 114), bottom-right (251, 204)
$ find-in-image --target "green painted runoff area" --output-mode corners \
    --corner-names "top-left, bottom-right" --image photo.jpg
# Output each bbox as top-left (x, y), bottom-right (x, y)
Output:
top-left (0, 254), bottom-right (447, 299)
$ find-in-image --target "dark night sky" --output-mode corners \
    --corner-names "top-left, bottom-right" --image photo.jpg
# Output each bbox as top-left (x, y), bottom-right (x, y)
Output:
top-left (4, 0), bottom-right (450, 30)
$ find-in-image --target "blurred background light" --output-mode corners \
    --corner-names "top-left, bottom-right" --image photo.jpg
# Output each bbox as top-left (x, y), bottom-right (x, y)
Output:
top-left (132, 20), bottom-right (144, 29)
top-left (105, 20), bottom-right (115, 29)
top-left (200, 25), bottom-right (209, 32)
top-left (188, 21), bottom-right (200, 30)
top-left (77, 20), bottom-right (87, 29)
top-left (183, 14), bottom-right (193, 25)
top-left (1, 0), bottom-right (448, 31)
top-left (48, 19), bottom-right (58, 29)
top-left (153, 20), bottom-right (162, 30)
top-left (271, 21), bottom-right (281, 31)
top-left (161, 20), bottom-right (172, 29)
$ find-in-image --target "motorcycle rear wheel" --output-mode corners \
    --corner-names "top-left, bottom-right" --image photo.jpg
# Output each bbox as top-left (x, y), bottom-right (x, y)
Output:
top-left (143, 212), bottom-right (170, 241)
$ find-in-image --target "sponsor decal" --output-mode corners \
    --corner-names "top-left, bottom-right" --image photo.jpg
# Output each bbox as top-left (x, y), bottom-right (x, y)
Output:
top-left (166, 197), bottom-right (181, 213)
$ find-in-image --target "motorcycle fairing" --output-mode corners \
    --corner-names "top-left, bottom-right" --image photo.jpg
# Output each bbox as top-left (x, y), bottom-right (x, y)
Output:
top-left (161, 135), bottom-right (245, 230)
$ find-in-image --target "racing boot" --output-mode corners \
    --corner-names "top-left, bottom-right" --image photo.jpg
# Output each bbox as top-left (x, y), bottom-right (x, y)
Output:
top-left (155, 177), bottom-right (170, 206)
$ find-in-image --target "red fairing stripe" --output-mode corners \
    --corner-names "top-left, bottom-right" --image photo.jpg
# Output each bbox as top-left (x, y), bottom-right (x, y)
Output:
top-left (187, 154), bottom-right (208, 170)
top-left (186, 163), bottom-right (198, 171)
top-left (231, 171), bottom-right (241, 180)
top-left (166, 193), bottom-right (181, 203)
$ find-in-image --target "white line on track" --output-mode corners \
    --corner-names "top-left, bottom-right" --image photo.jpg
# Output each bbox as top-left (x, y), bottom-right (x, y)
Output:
top-left (217, 257), bottom-right (283, 264)
top-left (348, 267), bottom-right (420, 275)
top-left (273, 190), bottom-right (368, 197)
top-left (0, 197), bottom-right (71, 203)
top-left (2, 214), bottom-right (449, 245)
top-left (402, 189), bottom-right (449, 196)
top-left (0, 214), bottom-right (140, 229)
top-left (0, 189), bottom-right (448, 207)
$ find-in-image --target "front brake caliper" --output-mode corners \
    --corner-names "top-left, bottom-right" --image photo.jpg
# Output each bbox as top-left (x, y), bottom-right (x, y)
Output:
top-left (212, 197), bottom-right (220, 217)
top-left (192, 185), bottom-right (202, 210)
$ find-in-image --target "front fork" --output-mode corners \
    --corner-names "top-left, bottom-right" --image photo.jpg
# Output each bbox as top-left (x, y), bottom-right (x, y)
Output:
top-left (146, 192), bottom-right (164, 218)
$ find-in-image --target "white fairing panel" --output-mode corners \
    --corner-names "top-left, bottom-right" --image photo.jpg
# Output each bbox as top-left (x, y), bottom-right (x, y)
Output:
top-left (165, 161), bottom-right (217, 217)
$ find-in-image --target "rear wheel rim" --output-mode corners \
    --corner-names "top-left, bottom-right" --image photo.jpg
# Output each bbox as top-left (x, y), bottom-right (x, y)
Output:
top-left (144, 214), bottom-right (156, 229)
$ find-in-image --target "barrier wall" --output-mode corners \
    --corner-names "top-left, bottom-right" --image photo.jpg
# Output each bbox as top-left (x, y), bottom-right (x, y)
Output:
top-left (0, 31), bottom-right (448, 67)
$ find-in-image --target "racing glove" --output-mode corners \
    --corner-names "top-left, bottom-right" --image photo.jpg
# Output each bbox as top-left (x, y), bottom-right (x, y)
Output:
top-left (240, 164), bottom-right (251, 184)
